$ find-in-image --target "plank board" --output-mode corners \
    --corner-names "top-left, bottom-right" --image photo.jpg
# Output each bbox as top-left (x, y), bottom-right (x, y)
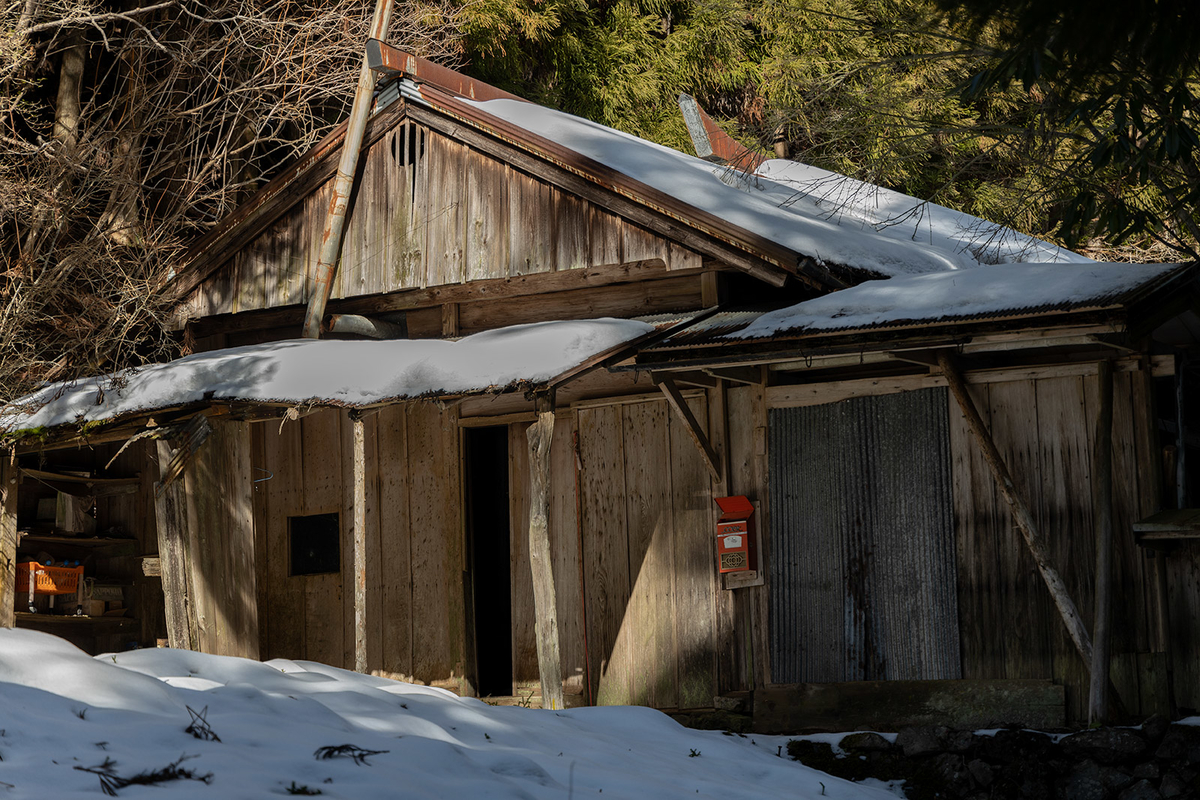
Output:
top-left (622, 400), bottom-right (676, 708)
top-left (300, 410), bottom-right (345, 668)
top-left (465, 154), bottom-right (508, 282)
top-left (341, 411), bottom-right (382, 671)
top-left (577, 404), bottom-right (631, 705)
top-left (549, 415), bottom-right (587, 694)
top-left (986, 380), bottom-right (1056, 682)
top-left (377, 405), bottom-right (413, 677)
top-left (671, 394), bottom-right (716, 708)
top-left (263, 417), bottom-right (305, 659)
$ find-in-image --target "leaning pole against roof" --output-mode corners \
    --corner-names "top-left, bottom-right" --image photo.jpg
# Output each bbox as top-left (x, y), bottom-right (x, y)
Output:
top-left (300, 0), bottom-right (395, 340)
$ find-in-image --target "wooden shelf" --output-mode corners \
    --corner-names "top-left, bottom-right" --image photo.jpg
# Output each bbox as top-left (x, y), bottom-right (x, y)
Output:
top-left (18, 533), bottom-right (140, 557)
top-left (1134, 508), bottom-right (1200, 540)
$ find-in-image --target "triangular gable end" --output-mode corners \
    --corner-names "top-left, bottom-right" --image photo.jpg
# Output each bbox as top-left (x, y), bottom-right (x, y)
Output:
top-left (170, 62), bottom-right (818, 329)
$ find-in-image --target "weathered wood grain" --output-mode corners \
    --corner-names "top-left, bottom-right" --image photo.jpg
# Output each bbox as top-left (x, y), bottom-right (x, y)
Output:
top-left (263, 417), bottom-right (304, 659)
top-left (377, 405), bottom-right (413, 677)
top-left (671, 393), bottom-right (716, 709)
top-left (1, 459), bottom-right (19, 628)
top-left (578, 404), bottom-right (631, 705)
top-left (527, 410), bottom-right (565, 709)
top-left (622, 400), bottom-right (675, 708)
top-left (301, 410), bottom-right (344, 668)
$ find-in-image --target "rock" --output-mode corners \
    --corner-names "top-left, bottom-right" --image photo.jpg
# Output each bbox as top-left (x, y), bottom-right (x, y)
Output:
top-left (1143, 715), bottom-right (1171, 745)
top-left (1134, 763), bottom-right (1162, 781)
top-left (967, 758), bottom-right (994, 788)
top-left (1061, 760), bottom-right (1111, 800)
top-left (897, 726), bottom-right (946, 758)
top-left (840, 732), bottom-right (895, 753)
top-left (1060, 728), bottom-right (1148, 764)
top-left (1156, 725), bottom-right (1200, 763)
top-left (712, 694), bottom-right (747, 713)
top-left (1118, 780), bottom-right (1163, 800)
top-left (977, 729), bottom-right (1057, 764)
top-left (1159, 770), bottom-right (1189, 798)
top-left (928, 753), bottom-right (972, 797)
top-left (946, 729), bottom-right (979, 754)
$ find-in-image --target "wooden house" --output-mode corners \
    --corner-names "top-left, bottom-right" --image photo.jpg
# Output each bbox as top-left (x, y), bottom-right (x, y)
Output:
top-left (3, 47), bottom-right (1199, 731)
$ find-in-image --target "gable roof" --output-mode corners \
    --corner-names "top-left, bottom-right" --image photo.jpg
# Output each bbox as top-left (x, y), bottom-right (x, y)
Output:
top-left (167, 49), bottom-right (1091, 310)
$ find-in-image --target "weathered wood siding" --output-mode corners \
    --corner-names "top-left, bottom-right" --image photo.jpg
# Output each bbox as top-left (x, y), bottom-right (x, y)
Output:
top-left (254, 405), bottom-right (466, 687)
top-left (575, 392), bottom-right (725, 709)
top-left (181, 419), bottom-right (259, 657)
top-left (951, 370), bottom-right (1166, 721)
top-left (182, 122), bottom-right (704, 319)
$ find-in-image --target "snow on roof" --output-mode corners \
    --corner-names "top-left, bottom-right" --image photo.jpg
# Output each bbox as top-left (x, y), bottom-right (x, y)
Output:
top-left (461, 96), bottom-right (1089, 278)
top-left (0, 628), bottom-right (895, 799)
top-left (2, 318), bottom-right (653, 433)
top-left (729, 263), bottom-right (1181, 340)
top-left (753, 160), bottom-right (1093, 268)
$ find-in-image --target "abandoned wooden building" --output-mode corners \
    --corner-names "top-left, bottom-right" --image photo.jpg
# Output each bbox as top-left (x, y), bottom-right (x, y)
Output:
top-left (3, 45), bottom-right (1199, 732)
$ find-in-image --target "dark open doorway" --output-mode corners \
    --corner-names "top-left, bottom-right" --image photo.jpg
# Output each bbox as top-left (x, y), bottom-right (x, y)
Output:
top-left (464, 426), bottom-right (512, 697)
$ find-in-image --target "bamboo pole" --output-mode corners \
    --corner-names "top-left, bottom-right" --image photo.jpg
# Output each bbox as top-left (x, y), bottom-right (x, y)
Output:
top-left (352, 413), bottom-right (368, 673)
top-left (527, 402), bottom-right (564, 710)
top-left (1089, 360), bottom-right (1114, 724)
top-left (301, 0), bottom-right (395, 339)
top-left (937, 351), bottom-right (1095, 668)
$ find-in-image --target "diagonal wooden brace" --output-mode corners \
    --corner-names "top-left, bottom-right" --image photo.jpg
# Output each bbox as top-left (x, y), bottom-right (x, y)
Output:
top-left (655, 376), bottom-right (722, 483)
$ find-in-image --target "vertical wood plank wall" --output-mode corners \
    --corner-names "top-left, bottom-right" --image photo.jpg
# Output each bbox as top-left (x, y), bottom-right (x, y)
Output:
top-left (575, 392), bottom-right (723, 709)
top-left (949, 371), bottom-right (1165, 720)
top-left (182, 122), bottom-right (704, 319)
top-left (181, 419), bottom-right (259, 658)
top-left (254, 406), bottom-right (466, 688)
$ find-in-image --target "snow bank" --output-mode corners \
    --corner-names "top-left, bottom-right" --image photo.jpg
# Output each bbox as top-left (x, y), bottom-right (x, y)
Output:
top-left (730, 263), bottom-right (1180, 340)
top-left (465, 98), bottom-right (1087, 277)
top-left (2, 318), bottom-right (652, 433)
top-left (0, 629), bottom-right (896, 799)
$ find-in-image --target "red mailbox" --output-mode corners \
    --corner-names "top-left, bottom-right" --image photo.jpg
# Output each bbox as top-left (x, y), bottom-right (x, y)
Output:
top-left (714, 495), bottom-right (757, 574)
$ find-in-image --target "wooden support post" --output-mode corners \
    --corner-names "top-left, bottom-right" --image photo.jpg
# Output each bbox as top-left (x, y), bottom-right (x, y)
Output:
top-left (154, 438), bottom-right (196, 650)
top-left (1, 455), bottom-right (18, 628)
top-left (937, 351), bottom-right (1095, 669)
top-left (655, 376), bottom-right (723, 482)
top-left (351, 412), bottom-right (368, 673)
top-left (527, 394), bottom-right (564, 710)
top-left (1089, 360), bottom-right (1114, 724)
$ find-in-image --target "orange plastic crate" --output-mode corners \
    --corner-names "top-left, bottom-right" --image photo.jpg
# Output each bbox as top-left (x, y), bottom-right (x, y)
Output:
top-left (16, 562), bottom-right (83, 595)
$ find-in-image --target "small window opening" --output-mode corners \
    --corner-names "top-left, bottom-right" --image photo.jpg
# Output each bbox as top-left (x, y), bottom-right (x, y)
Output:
top-left (289, 513), bottom-right (340, 576)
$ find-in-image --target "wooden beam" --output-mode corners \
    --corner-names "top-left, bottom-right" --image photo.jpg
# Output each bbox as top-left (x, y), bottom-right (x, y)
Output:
top-left (352, 412), bottom-right (368, 673)
top-left (657, 370), bottom-right (718, 389)
top-left (0, 457), bottom-right (17, 628)
top-left (154, 438), bottom-right (195, 650)
top-left (441, 303), bottom-right (460, 338)
top-left (526, 398), bottom-right (564, 709)
top-left (1089, 359), bottom-right (1114, 724)
top-left (178, 259), bottom-right (678, 336)
top-left (937, 350), bottom-right (1095, 670)
top-left (655, 376), bottom-right (722, 482)
top-left (704, 366), bottom-right (766, 386)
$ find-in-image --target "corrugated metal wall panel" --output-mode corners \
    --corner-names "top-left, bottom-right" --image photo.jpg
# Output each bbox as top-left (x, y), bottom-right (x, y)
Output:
top-left (768, 388), bottom-right (961, 684)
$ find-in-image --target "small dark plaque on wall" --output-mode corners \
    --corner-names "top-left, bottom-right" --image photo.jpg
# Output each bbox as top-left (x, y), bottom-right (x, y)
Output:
top-left (289, 513), bottom-right (340, 576)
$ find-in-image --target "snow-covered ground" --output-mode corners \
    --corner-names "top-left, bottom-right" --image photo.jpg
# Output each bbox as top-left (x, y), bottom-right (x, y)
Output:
top-left (0, 629), bottom-right (894, 799)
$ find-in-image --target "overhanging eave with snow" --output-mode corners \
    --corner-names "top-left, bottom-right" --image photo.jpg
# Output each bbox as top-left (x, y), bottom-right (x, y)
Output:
top-left (624, 262), bottom-right (1200, 374)
top-left (1, 318), bottom-right (654, 450)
